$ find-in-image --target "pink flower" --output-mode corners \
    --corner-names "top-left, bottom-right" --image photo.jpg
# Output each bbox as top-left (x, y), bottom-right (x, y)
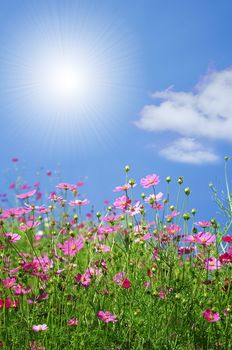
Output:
top-left (167, 224), bottom-right (181, 235)
top-left (2, 277), bottom-right (16, 289)
top-left (59, 237), bottom-right (84, 256)
top-left (125, 201), bottom-right (142, 216)
top-left (145, 193), bottom-right (163, 203)
top-left (74, 273), bottom-right (91, 287)
top-left (33, 254), bottom-right (53, 272)
top-left (47, 170), bottom-right (52, 176)
top-left (204, 257), bottom-right (222, 270)
top-left (202, 309), bottom-right (220, 322)
top-left (165, 210), bottom-right (180, 220)
top-left (195, 232), bottom-right (216, 246)
top-left (113, 183), bottom-right (136, 192)
top-left (20, 220), bottom-right (40, 231)
top-left (77, 181), bottom-right (84, 187)
top-left (114, 196), bottom-right (131, 211)
top-left (56, 183), bottom-right (77, 192)
top-left (194, 221), bottom-right (212, 228)
top-left (140, 174), bottom-right (160, 188)
top-left (16, 190), bottom-right (37, 200)
top-left (69, 199), bottom-right (89, 206)
top-left (113, 272), bottom-right (131, 289)
top-left (9, 183), bottom-right (15, 189)
top-left (11, 157), bottom-right (19, 162)
top-left (4, 232), bottom-right (21, 243)
top-left (32, 324), bottom-right (48, 332)
top-left (97, 311), bottom-right (118, 323)
top-left (68, 319), bottom-right (79, 326)
top-left (95, 244), bottom-right (111, 253)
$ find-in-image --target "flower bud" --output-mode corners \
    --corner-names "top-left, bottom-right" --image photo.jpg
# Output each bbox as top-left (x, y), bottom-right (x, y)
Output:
top-left (184, 187), bottom-right (191, 196)
top-left (125, 165), bottom-right (130, 173)
top-left (129, 178), bottom-right (135, 186)
top-left (191, 208), bottom-right (196, 215)
top-left (166, 176), bottom-right (171, 183)
top-left (96, 212), bottom-right (101, 219)
top-left (178, 176), bottom-right (183, 185)
top-left (183, 212), bottom-right (191, 221)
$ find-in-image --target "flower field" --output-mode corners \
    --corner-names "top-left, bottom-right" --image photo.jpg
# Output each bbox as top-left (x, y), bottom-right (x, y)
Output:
top-left (1, 161), bottom-right (232, 349)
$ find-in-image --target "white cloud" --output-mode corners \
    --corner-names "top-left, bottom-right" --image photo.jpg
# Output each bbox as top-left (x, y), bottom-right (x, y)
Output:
top-left (159, 138), bottom-right (219, 164)
top-left (136, 68), bottom-right (232, 141)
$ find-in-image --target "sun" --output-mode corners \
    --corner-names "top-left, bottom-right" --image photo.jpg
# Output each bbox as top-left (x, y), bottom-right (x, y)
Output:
top-left (0, 2), bottom-right (137, 152)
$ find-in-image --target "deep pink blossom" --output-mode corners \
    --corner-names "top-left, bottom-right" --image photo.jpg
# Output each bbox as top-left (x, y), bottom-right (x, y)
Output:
top-left (222, 236), bottom-right (232, 243)
top-left (202, 309), bottom-right (220, 322)
top-left (140, 174), bottom-right (160, 188)
top-left (2, 277), bottom-right (16, 289)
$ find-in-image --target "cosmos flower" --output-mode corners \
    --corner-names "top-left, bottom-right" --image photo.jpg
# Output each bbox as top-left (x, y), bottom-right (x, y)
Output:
top-left (4, 232), bottom-right (21, 243)
top-left (32, 324), bottom-right (48, 332)
top-left (59, 236), bottom-right (84, 256)
top-left (68, 319), bottom-right (79, 326)
top-left (16, 190), bottom-right (37, 200)
top-left (204, 257), bottom-right (222, 270)
top-left (69, 199), bottom-right (89, 206)
top-left (202, 309), bottom-right (220, 322)
top-left (97, 311), bottom-right (118, 323)
top-left (140, 174), bottom-right (160, 188)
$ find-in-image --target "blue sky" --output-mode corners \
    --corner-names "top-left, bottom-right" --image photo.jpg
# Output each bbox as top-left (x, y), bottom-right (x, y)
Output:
top-left (1, 0), bottom-right (232, 221)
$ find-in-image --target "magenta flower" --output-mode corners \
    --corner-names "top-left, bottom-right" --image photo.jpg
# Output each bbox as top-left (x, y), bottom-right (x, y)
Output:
top-left (74, 273), bottom-right (91, 287)
top-left (60, 236), bottom-right (84, 256)
top-left (202, 309), bottom-right (220, 322)
top-left (2, 277), bottom-right (16, 289)
top-left (140, 174), bottom-right (160, 188)
top-left (195, 232), bottom-right (216, 246)
top-left (204, 257), bottom-right (222, 270)
top-left (97, 311), bottom-right (118, 323)
top-left (222, 236), bottom-right (232, 243)
top-left (68, 319), bottom-right (79, 326)
top-left (16, 190), bottom-right (37, 200)
top-left (32, 324), bottom-right (48, 332)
